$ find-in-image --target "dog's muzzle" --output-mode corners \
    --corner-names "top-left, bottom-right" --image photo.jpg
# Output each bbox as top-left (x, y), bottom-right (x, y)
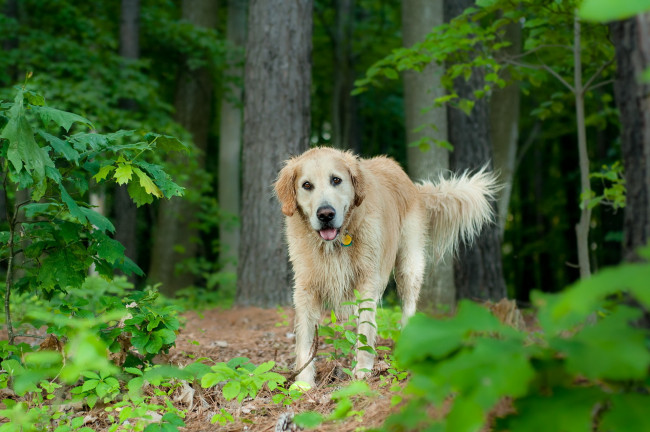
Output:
top-left (316, 205), bottom-right (339, 241)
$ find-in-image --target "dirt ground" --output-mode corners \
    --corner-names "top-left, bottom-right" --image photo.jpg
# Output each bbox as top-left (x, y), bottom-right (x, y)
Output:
top-left (170, 306), bottom-right (401, 431)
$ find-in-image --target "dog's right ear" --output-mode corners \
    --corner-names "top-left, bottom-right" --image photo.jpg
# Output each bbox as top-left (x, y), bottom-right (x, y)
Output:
top-left (274, 160), bottom-right (298, 217)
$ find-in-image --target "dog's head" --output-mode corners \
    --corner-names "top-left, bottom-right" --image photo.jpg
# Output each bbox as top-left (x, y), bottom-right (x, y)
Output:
top-left (275, 148), bottom-right (365, 242)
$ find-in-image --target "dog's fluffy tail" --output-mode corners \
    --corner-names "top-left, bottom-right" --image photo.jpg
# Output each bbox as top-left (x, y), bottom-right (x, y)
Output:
top-left (417, 167), bottom-right (500, 260)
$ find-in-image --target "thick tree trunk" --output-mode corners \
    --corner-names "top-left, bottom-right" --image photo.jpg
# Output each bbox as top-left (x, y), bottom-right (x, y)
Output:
top-left (218, 0), bottom-right (247, 275)
top-left (402, 0), bottom-right (454, 312)
top-left (114, 0), bottom-right (140, 273)
top-left (611, 13), bottom-right (650, 262)
top-left (149, 0), bottom-right (217, 295)
top-left (490, 20), bottom-right (520, 238)
top-left (331, 0), bottom-right (357, 150)
top-left (236, 0), bottom-right (312, 307)
top-left (445, 0), bottom-right (506, 301)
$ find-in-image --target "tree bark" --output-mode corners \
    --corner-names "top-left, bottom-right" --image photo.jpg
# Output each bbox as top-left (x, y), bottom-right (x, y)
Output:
top-left (218, 0), bottom-right (247, 275)
top-left (611, 13), bottom-right (650, 262)
top-left (490, 20), bottom-right (520, 238)
top-left (331, 0), bottom-right (357, 150)
top-left (236, 0), bottom-right (312, 307)
top-left (148, 0), bottom-right (217, 295)
top-left (402, 0), bottom-right (455, 312)
top-left (445, 0), bottom-right (507, 301)
top-left (573, 15), bottom-right (592, 279)
top-left (114, 0), bottom-right (140, 274)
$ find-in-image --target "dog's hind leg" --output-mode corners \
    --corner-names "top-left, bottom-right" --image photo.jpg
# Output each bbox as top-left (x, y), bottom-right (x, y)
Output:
top-left (395, 211), bottom-right (427, 327)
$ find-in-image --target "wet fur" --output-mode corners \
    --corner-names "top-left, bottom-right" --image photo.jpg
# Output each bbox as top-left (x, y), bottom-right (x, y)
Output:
top-left (275, 147), bottom-right (498, 386)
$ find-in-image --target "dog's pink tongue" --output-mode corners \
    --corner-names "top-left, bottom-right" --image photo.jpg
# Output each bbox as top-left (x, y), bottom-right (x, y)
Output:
top-left (319, 228), bottom-right (338, 241)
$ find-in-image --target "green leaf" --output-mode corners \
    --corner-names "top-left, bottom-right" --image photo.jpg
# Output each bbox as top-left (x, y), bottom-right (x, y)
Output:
top-left (579, 0), bottom-right (650, 21)
top-left (93, 165), bottom-right (115, 182)
top-left (2, 91), bottom-right (54, 178)
top-left (601, 393), bottom-right (650, 431)
top-left (127, 180), bottom-right (154, 207)
top-left (502, 388), bottom-right (601, 432)
top-left (146, 133), bottom-right (188, 153)
top-left (80, 207), bottom-right (115, 233)
top-left (155, 328), bottom-right (177, 345)
top-left (114, 163), bottom-right (133, 185)
top-left (253, 361), bottom-right (275, 375)
top-left (124, 367), bottom-right (143, 376)
top-left (132, 167), bottom-right (163, 198)
top-left (554, 307), bottom-right (650, 380)
top-left (81, 379), bottom-right (99, 392)
top-left (161, 412), bottom-right (185, 427)
top-left (134, 161), bottom-right (184, 198)
top-left (92, 232), bottom-right (125, 265)
top-left (31, 105), bottom-right (93, 132)
top-left (145, 335), bottom-right (163, 354)
top-left (38, 131), bottom-right (80, 163)
top-left (222, 381), bottom-right (241, 400)
top-left (57, 181), bottom-right (88, 224)
top-left (293, 412), bottom-right (324, 429)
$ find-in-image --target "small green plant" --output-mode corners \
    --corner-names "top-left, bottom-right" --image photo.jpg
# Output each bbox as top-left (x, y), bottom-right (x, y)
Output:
top-left (275, 306), bottom-right (290, 327)
top-left (70, 370), bottom-right (121, 409)
top-left (318, 290), bottom-right (378, 377)
top-left (200, 357), bottom-right (287, 423)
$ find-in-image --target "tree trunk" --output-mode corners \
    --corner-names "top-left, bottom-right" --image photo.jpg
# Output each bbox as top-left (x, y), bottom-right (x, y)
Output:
top-left (490, 20), bottom-right (520, 238)
top-left (402, 0), bottom-right (455, 312)
top-left (148, 0), bottom-right (217, 295)
top-left (331, 0), bottom-right (357, 150)
top-left (573, 15), bottom-right (592, 279)
top-left (611, 13), bottom-right (650, 262)
top-left (236, 0), bottom-right (312, 307)
top-left (445, 0), bottom-right (507, 301)
top-left (114, 0), bottom-right (140, 274)
top-left (218, 0), bottom-right (247, 275)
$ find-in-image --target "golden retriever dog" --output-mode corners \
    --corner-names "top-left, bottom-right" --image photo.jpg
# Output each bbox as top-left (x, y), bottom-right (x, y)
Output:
top-left (274, 147), bottom-right (498, 387)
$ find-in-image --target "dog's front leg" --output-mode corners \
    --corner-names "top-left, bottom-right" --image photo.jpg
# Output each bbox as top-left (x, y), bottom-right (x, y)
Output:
top-left (293, 287), bottom-right (321, 387)
top-left (352, 283), bottom-right (380, 380)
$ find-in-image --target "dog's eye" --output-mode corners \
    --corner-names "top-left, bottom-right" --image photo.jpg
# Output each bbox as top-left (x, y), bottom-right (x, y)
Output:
top-left (332, 177), bottom-right (342, 186)
top-left (302, 181), bottom-right (313, 191)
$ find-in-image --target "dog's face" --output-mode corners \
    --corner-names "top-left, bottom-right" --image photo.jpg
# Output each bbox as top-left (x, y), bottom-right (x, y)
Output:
top-left (275, 148), bottom-right (365, 242)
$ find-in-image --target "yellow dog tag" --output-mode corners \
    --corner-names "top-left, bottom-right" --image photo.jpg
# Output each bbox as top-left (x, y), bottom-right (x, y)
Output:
top-left (341, 233), bottom-right (353, 247)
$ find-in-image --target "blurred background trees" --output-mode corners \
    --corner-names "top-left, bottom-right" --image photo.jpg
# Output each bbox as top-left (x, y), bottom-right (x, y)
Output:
top-left (0, 0), bottom-right (643, 308)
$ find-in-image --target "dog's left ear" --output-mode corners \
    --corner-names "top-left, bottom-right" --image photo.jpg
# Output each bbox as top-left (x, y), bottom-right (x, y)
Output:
top-left (348, 156), bottom-right (366, 208)
top-left (275, 160), bottom-right (298, 217)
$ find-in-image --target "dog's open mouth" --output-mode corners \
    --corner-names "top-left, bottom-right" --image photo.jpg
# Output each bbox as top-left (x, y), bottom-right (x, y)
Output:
top-left (319, 228), bottom-right (339, 241)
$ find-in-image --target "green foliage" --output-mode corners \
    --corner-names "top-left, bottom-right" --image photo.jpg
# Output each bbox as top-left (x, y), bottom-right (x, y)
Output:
top-left (200, 357), bottom-right (286, 403)
top-left (579, 0), bottom-right (650, 21)
top-left (1, 85), bottom-right (185, 300)
top-left (384, 249), bottom-right (650, 432)
top-left (586, 161), bottom-right (626, 210)
top-left (0, 85), bottom-right (187, 431)
top-left (318, 290), bottom-right (378, 377)
top-left (293, 380), bottom-right (376, 429)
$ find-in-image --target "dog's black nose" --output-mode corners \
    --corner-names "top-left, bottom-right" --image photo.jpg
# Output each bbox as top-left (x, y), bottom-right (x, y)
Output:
top-left (317, 205), bottom-right (336, 223)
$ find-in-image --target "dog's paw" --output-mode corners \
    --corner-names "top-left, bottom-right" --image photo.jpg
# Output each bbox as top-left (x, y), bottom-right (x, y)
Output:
top-left (352, 366), bottom-right (372, 380)
top-left (295, 370), bottom-right (316, 389)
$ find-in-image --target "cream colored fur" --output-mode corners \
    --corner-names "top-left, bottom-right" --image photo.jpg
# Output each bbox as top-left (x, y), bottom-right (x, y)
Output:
top-left (275, 147), bottom-right (498, 387)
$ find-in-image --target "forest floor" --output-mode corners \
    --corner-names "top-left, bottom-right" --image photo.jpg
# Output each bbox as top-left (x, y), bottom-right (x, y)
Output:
top-left (3, 303), bottom-right (521, 431)
top-left (168, 306), bottom-right (402, 431)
